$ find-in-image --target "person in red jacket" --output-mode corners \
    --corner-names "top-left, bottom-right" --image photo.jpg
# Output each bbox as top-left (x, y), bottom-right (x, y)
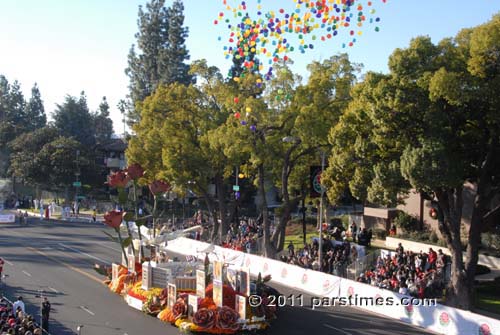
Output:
top-left (428, 248), bottom-right (437, 270)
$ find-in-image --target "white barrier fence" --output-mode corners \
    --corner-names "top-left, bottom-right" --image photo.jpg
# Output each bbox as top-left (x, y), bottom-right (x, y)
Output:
top-left (164, 237), bottom-right (500, 335)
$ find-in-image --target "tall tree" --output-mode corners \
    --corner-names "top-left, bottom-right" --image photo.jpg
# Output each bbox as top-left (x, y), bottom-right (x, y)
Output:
top-left (125, 0), bottom-right (192, 124)
top-left (53, 92), bottom-right (95, 148)
top-left (93, 96), bottom-right (114, 145)
top-left (24, 83), bottom-right (46, 131)
top-left (0, 77), bottom-right (27, 176)
top-left (162, 0), bottom-right (192, 86)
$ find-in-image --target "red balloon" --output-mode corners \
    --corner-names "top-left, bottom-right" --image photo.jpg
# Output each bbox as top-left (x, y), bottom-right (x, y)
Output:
top-left (233, 97), bottom-right (239, 103)
top-left (234, 112), bottom-right (241, 118)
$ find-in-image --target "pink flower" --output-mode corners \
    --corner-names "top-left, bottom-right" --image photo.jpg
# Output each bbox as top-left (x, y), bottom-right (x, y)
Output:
top-left (103, 210), bottom-right (124, 229)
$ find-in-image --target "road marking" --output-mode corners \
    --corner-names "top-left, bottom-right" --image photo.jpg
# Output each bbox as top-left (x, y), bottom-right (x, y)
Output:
top-left (4, 259), bottom-right (13, 266)
top-left (58, 243), bottom-right (110, 264)
top-left (99, 243), bottom-right (121, 252)
top-left (80, 306), bottom-right (95, 316)
top-left (27, 247), bottom-right (104, 285)
top-left (323, 324), bottom-right (353, 335)
top-left (22, 270), bottom-right (32, 277)
top-left (48, 287), bottom-right (59, 293)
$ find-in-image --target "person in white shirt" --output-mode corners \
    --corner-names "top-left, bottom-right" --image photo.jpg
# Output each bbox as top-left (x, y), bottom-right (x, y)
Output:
top-left (13, 296), bottom-right (25, 313)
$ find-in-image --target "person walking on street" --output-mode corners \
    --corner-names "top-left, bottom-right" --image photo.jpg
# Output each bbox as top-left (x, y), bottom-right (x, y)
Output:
top-left (42, 297), bottom-right (51, 333)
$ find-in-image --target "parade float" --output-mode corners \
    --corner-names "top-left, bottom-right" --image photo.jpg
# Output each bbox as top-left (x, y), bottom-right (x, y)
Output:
top-left (104, 250), bottom-right (278, 334)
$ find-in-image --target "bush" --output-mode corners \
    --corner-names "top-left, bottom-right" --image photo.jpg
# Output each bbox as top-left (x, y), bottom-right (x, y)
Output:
top-left (393, 211), bottom-right (420, 232)
top-left (373, 228), bottom-right (387, 240)
top-left (429, 231), bottom-right (439, 244)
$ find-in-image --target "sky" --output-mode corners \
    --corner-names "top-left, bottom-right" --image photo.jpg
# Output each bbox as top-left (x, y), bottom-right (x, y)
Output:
top-left (1, 0), bottom-right (499, 135)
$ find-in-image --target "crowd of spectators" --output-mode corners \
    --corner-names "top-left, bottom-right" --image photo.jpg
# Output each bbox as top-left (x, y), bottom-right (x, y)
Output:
top-left (221, 220), bottom-right (261, 254)
top-left (356, 243), bottom-right (449, 298)
top-left (0, 297), bottom-right (44, 335)
top-left (281, 236), bottom-right (359, 277)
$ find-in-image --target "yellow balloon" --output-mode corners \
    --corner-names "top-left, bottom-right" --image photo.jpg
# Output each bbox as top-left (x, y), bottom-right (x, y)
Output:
top-left (246, 107), bottom-right (252, 113)
top-left (238, 173), bottom-right (245, 179)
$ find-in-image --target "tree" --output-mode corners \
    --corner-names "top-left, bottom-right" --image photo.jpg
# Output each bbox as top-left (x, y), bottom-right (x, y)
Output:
top-left (127, 60), bottom-right (232, 242)
top-left (162, 0), bottom-right (192, 86)
top-left (9, 126), bottom-right (85, 191)
top-left (125, 0), bottom-right (192, 124)
top-left (93, 96), bottom-right (114, 144)
top-left (24, 83), bottom-right (47, 131)
top-left (324, 15), bottom-right (500, 310)
top-left (53, 92), bottom-right (95, 148)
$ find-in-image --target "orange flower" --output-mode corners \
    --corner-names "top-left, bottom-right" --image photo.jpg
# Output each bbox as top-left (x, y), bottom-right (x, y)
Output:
top-left (107, 170), bottom-right (130, 188)
top-left (149, 180), bottom-right (170, 195)
top-left (103, 210), bottom-right (124, 229)
top-left (126, 163), bottom-right (145, 180)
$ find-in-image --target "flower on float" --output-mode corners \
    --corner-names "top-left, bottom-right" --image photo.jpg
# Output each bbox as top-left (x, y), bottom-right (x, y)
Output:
top-left (216, 306), bottom-right (240, 330)
top-left (107, 170), bottom-right (130, 188)
top-left (126, 163), bottom-right (145, 180)
top-left (193, 308), bottom-right (216, 329)
top-left (172, 300), bottom-right (188, 319)
top-left (103, 210), bottom-right (124, 229)
top-left (149, 180), bottom-right (170, 195)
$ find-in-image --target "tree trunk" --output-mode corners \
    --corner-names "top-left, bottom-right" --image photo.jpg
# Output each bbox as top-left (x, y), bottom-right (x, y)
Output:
top-left (464, 139), bottom-right (496, 308)
top-left (436, 187), bottom-right (472, 309)
top-left (258, 164), bottom-right (276, 258)
top-left (214, 173), bottom-right (228, 244)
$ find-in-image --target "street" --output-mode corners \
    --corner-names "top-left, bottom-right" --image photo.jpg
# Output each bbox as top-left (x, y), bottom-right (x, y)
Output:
top-left (0, 218), bottom-right (438, 335)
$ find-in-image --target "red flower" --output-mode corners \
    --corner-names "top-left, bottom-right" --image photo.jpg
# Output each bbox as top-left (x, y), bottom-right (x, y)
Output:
top-left (107, 170), bottom-right (130, 188)
top-left (216, 306), bottom-right (239, 330)
top-left (172, 300), bottom-right (188, 319)
top-left (149, 180), bottom-right (170, 195)
top-left (193, 308), bottom-right (216, 329)
top-left (126, 163), bottom-right (144, 180)
top-left (103, 210), bottom-right (124, 229)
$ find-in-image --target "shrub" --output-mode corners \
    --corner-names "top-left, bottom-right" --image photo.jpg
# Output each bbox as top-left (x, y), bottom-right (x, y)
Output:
top-left (373, 228), bottom-right (387, 240)
top-left (429, 231), bottom-right (439, 244)
top-left (393, 211), bottom-right (420, 232)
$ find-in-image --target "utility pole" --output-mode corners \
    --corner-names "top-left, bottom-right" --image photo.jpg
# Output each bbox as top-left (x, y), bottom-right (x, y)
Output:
top-left (318, 151), bottom-right (325, 271)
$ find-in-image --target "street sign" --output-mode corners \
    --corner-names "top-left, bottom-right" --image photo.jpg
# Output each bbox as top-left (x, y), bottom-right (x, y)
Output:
top-left (232, 185), bottom-right (240, 191)
top-left (73, 181), bottom-right (82, 187)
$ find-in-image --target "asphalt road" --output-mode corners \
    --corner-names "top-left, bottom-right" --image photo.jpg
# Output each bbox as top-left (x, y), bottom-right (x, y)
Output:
top-left (0, 218), bottom-right (438, 335)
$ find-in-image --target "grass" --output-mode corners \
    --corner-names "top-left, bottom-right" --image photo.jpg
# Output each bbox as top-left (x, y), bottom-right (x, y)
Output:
top-left (475, 281), bottom-right (500, 315)
top-left (284, 223), bottom-right (319, 248)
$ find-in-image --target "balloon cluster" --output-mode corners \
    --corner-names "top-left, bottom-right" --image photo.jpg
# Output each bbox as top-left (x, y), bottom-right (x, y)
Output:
top-left (215, 0), bottom-right (386, 80)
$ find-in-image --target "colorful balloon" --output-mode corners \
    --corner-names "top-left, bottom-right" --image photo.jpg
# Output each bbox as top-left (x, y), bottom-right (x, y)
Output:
top-left (215, 0), bottom-right (386, 81)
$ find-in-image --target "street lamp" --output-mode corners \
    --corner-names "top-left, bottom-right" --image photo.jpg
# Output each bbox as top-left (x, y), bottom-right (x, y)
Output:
top-left (318, 150), bottom-right (326, 271)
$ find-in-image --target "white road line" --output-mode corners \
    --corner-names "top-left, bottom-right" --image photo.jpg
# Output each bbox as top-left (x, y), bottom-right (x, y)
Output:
top-left (4, 259), bottom-right (13, 266)
top-left (48, 287), bottom-right (59, 293)
top-left (80, 306), bottom-right (95, 316)
top-left (323, 324), bottom-right (353, 335)
top-left (22, 270), bottom-right (32, 277)
top-left (99, 242), bottom-right (121, 252)
top-left (58, 243), bottom-right (109, 263)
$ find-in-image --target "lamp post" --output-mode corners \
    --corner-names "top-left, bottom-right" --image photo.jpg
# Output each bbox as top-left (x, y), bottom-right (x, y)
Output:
top-left (318, 151), bottom-right (326, 270)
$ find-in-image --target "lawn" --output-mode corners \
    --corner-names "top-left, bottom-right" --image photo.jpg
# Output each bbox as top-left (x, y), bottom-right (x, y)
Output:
top-left (475, 280), bottom-right (500, 315)
top-left (284, 223), bottom-right (319, 248)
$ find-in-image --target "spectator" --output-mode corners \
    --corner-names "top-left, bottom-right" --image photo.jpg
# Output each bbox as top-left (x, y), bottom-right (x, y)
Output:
top-left (12, 297), bottom-right (24, 314)
top-left (350, 222), bottom-right (357, 243)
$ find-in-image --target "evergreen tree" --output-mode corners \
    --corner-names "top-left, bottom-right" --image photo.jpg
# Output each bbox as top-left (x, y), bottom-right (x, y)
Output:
top-left (162, 0), bottom-right (192, 86)
top-left (53, 92), bottom-right (95, 148)
top-left (93, 96), bottom-right (114, 144)
top-left (125, 0), bottom-right (192, 124)
top-left (125, 0), bottom-right (170, 123)
top-left (24, 83), bottom-right (47, 131)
